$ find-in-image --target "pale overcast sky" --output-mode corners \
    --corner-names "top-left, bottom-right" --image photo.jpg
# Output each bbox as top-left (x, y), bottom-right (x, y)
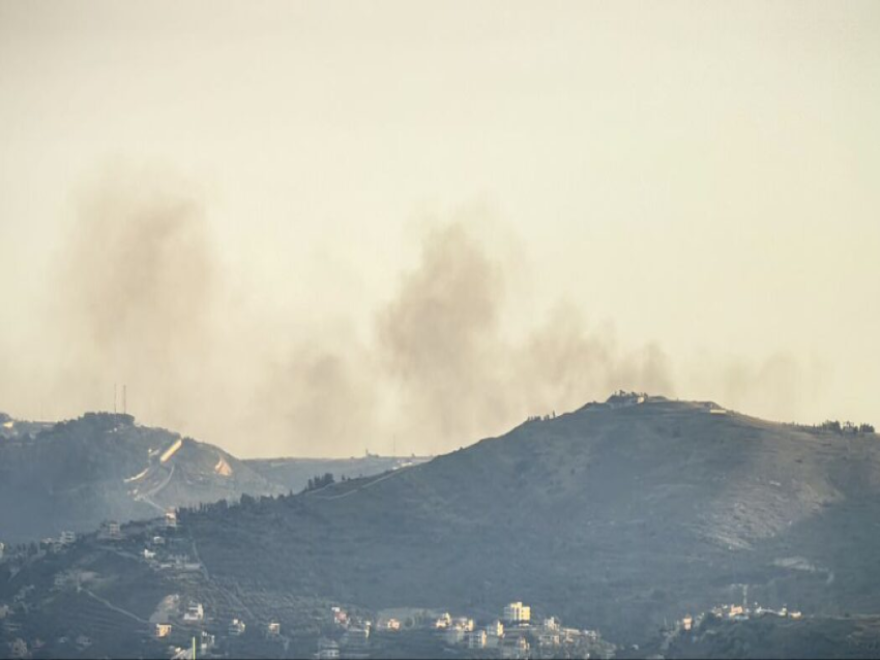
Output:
top-left (1, 1), bottom-right (878, 457)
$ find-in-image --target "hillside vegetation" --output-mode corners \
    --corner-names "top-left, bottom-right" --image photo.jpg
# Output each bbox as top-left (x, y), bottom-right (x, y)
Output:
top-left (3, 395), bottom-right (880, 657)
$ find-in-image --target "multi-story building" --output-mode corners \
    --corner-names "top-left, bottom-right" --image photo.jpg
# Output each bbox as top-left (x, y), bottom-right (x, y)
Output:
top-left (503, 602), bottom-right (531, 625)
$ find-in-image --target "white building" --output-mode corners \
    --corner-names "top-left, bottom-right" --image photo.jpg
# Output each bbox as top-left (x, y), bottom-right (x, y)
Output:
top-left (449, 617), bottom-right (474, 632)
top-left (487, 620), bottom-right (505, 637)
top-left (200, 632), bottom-right (215, 653)
top-left (59, 531), bottom-right (77, 545)
top-left (183, 603), bottom-right (204, 622)
top-left (165, 510), bottom-right (178, 530)
top-left (0, 541), bottom-right (5, 561)
top-left (229, 618), bottom-right (247, 636)
top-left (468, 630), bottom-right (487, 649)
top-left (155, 623), bottom-right (172, 638)
top-left (267, 621), bottom-right (281, 636)
top-left (486, 620), bottom-right (505, 648)
top-left (503, 602), bottom-right (531, 625)
top-left (331, 606), bottom-right (348, 626)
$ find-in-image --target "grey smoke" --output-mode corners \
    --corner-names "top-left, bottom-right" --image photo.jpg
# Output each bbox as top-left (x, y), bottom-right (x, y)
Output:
top-left (26, 171), bottom-right (827, 456)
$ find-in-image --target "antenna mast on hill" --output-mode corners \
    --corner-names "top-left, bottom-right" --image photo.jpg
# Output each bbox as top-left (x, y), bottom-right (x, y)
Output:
top-left (123, 385), bottom-right (127, 415)
top-left (113, 383), bottom-right (117, 414)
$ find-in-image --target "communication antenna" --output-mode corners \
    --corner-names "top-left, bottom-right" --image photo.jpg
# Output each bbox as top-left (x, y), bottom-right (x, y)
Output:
top-left (123, 385), bottom-right (127, 415)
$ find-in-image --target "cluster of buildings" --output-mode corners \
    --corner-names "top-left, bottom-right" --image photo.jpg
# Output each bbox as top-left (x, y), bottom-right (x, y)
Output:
top-left (21, 530), bottom-right (80, 557)
top-left (678, 601), bottom-right (805, 636)
top-left (707, 602), bottom-right (803, 622)
top-left (335, 601), bottom-right (612, 660)
top-left (153, 598), bottom-right (287, 658)
top-left (317, 606), bottom-right (371, 659)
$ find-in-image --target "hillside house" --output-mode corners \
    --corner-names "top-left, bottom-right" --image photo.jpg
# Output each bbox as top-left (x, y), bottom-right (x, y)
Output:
top-left (183, 603), bottom-right (204, 622)
top-left (165, 510), bottom-right (178, 530)
top-left (229, 618), bottom-right (247, 636)
top-left (468, 630), bottom-right (487, 649)
top-left (457, 617), bottom-right (475, 632)
top-left (341, 624), bottom-right (370, 655)
top-left (486, 620), bottom-right (505, 648)
top-left (444, 627), bottom-right (466, 645)
top-left (503, 602), bottom-right (531, 625)
top-left (434, 612), bottom-right (452, 629)
top-left (487, 620), bottom-right (505, 637)
top-left (267, 621), bottom-right (281, 636)
top-left (316, 638), bottom-right (340, 660)
top-left (199, 631), bottom-right (215, 653)
top-left (143, 548), bottom-right (156, 560)
top-left (384, 618), bottom-right (401, 631)
top-left (728, 605), bottom-right (746, 620)
top-left (102, 521), bottom-right (122, 540)
top-left (682, 616), bottom-right (693, 631)
top-left (538, 624), bottom-right (561, 649)
top-left (59, 531), bottom-right (76, 545)
top-left (155, 624), bottom-right (172, 639)
top-left (331, 606), bottom-right (348, 626)
top-left (500, 635), bottom-right (530, 660)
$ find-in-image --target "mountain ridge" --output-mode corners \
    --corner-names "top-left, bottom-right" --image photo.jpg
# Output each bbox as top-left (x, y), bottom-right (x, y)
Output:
top-left (2, 394), bottom-right (880, 658)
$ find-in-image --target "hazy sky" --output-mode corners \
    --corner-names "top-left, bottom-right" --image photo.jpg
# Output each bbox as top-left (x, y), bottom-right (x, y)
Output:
top-left (1, 1), bottom-right (878, 457)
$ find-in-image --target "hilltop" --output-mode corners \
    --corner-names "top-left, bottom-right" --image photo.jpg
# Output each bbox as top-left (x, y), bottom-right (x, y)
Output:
top-left (3, 394), bottom-right (880, 658)
top-left (0, 412), bottom-right (431, 546)
top-left (0, 412), bottom-right (283, 544)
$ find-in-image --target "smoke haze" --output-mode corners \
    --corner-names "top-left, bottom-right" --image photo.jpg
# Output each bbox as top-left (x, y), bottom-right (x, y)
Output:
top-left (1, 2), bottom-right (877, 456)
top-left (0, 169), bottom-right (835, 457)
